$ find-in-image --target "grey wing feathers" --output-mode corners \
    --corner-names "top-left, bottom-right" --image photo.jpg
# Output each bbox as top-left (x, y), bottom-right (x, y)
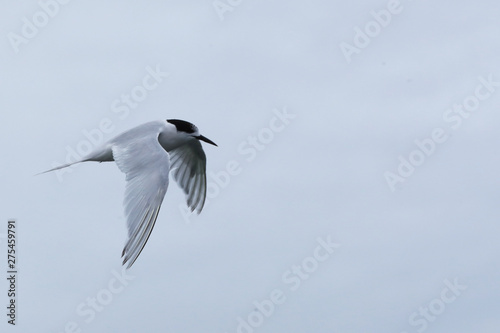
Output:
top-left (111, 125), bottom-right (170, 268)
top-left (169, 140), bottom-right (207, 214)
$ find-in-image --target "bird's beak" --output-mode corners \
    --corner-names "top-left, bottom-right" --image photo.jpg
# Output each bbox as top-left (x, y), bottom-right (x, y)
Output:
top-left (197, 135), bottom-right (218, 146)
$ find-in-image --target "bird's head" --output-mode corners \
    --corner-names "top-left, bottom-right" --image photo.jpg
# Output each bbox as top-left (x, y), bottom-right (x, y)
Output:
top-left (167, 119), bottom-right (218, 146)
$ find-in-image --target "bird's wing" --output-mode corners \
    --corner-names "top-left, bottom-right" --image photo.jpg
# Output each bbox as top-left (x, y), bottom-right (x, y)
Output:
top-left (111, 125), bottom-right (170, 268)
top-left (169, 140), bottom-right (207, 214)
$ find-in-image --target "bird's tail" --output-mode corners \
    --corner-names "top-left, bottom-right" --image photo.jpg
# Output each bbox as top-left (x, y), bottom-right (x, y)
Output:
top-left (35, 160), bottom-right (84, 176)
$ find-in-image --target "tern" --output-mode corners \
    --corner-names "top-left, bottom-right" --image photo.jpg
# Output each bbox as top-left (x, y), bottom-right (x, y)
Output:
top-left (40, 119), bottom-right (217, 268)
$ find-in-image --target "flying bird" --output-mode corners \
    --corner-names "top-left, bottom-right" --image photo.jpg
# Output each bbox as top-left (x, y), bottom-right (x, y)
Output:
top-left (40, 119), bottom-right (217, 268)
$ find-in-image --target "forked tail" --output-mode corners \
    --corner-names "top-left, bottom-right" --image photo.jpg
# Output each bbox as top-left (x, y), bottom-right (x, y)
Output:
top-left (35, 160), bottom-right (84, 176)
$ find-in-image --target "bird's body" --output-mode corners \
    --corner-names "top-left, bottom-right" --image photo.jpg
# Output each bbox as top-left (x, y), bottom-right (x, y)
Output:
top-left (40, 119), bottom-right (217, 268)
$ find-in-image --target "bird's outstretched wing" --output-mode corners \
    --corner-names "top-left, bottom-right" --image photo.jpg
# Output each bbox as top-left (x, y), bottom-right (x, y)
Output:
top-left (169, 140), bottom-right (207, 214)
top-left (111, 123), bottom-right (170, 268)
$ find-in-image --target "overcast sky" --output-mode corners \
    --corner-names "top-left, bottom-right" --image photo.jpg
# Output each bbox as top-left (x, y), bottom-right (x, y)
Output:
top-left (1, 1), bottom-right (500, 332)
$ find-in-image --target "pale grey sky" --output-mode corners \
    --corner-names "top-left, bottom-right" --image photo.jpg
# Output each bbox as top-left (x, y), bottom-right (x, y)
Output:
top-left (1, 1), bottom-right (500, 332)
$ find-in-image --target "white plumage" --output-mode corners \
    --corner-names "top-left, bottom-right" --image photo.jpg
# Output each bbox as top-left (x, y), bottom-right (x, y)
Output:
top-left (40, 119), bottom-right (217, 268)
